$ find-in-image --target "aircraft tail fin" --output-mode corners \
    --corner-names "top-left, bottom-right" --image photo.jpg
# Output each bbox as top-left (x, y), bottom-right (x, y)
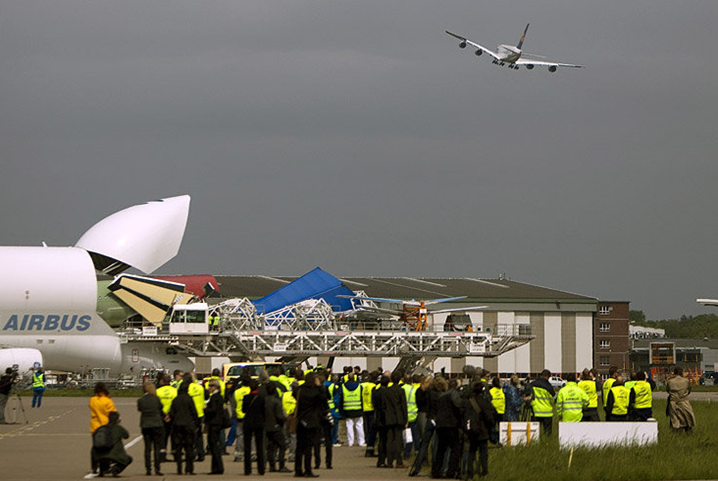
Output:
top-left (517, 23), bottom-right (529, 49)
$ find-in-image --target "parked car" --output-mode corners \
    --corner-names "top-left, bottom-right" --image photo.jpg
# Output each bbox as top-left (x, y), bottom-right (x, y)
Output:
top-left (548, 376), bottom-right (565, 388)
top-left (699, 372), bottom-right (718, 386)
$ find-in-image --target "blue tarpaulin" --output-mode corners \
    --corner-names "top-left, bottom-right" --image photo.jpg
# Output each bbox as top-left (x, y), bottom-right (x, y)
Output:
top-left (251, 267), bottom-right (356, 314)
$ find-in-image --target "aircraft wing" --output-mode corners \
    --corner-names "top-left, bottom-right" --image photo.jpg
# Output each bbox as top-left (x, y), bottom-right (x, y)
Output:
top-left (445, 31), bottom-right (500, 60)
top-left (515, 58), bottom-right (584, 69)
top-left (430, 305), bottom-right (488, 315)
top-left (337, 294), bottom-right (405, 304)
top-left (424, 296), bottom-right (467, 305)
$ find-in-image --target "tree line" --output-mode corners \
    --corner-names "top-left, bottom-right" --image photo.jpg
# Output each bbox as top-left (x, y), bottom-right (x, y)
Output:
top-left (630, 311), bottom-right (718, 339)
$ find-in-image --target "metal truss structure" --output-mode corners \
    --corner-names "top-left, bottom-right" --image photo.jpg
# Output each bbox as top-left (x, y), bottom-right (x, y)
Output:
top-left (124, 296), bottom-right (534, 367)
top-left (125, 321), bottom-right (533, 365)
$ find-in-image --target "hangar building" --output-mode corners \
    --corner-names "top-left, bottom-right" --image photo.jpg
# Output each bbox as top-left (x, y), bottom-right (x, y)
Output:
top-left (214, 274), bottom-right (599, 377)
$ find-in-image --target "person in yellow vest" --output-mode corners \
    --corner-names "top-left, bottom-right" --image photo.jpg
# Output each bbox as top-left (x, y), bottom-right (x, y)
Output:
top-left (171, 370), bottom-right (184, 389)
top-left (361, 371), bottom-right (378, 457)
top-left (402, 373), bottom-right (420, 460)
top-left (185, 372), bottom-right (206, 462)
top-left (31, 367), bottom-right (46, 408)
top-left (282, 381), bottom-right (298, 462)
top-left (325, 374), bottom-right (341, 449)
top-left (269, 367), bottom-right (289, 398)
top-left (155, 374), bottom-right (177, 462)
top-left (602, 366), bottom-right (618, 420)
top-left (556, 373), bottom-right (589, 422)
top-left (530, 369), bottom-right (556, 435)
top-left (233, 376), bottom-right (251, 463)
top-left (489, 376), bottom-right (506, 423)
top-left (577, 368), bottom-right (600, 422)
top-left (624, 372), bottom-right (637, 391)
top-left (203, 369), bottom-right (226, 400)
top-left (339, 373), bottom-right (365, 446)
top-left (605, 375), bottom-right (634, 422)
top-left (342, 366), bottom-right (352, 383)
top-left (279, 368), bottom-right (292, 392)
top-left (630, 371), bottom-right (653, 421)
top-left (210, 313), bottom-right (221, 331)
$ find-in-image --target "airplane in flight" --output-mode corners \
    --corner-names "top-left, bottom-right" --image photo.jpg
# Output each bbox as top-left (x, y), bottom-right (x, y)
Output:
top-left (0, 196), bottom-right (196, 376)
top-left (697, 298), bottom-right (718, 307)
top-left (445, 24), bottom-right (583, 72)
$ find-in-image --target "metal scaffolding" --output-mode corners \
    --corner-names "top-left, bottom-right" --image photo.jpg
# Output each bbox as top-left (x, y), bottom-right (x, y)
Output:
top-left (124, 296), bottom-right (534, 366)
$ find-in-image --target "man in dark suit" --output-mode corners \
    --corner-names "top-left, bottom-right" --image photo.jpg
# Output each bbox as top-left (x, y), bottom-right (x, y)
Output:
top-left (242, 379), bottom-right (267, 475)
top-left (204, 379), bottom-right (225, 475)
top-left (137, 382), bottom-right (165, 476)
top-left (382, 370), bottom-right (408, 468)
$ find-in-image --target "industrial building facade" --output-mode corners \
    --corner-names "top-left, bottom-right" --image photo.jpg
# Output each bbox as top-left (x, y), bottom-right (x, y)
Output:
top-left (214, 274), bottom-right (600, 376)
top-left (593, 301), bottom-right (631, 376)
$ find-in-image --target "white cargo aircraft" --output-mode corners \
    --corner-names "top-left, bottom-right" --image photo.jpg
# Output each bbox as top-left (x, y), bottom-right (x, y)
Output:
top-left (0, 196), bottom-right (195, 376)
top-left (446, 24), bottom-right (583, 72)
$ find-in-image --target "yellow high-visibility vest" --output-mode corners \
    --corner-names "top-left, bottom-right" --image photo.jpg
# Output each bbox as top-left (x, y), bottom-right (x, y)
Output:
top-left (602, 377), bottom-right (616, 406)
top-left (234, 386), bottom-right (250, 420)
top-left (490, 387), bottom-right (506, 415)
top-left (633, 381), bottom-right (652, 409)
top-left (610, 386), bottom-right (630, 416)
top-left (577, 380), bottom-right (598, 409)
top-left (32, 373), bottom-right (45, 389)
top-left (403, 384), bottom-right (418, 422)
top-left (188, 382), bottom-right (205, 418)
top-left (556, 382), bottom-right (589, 422)
top-left (361, 382), bottom-right (376, 412)
top-left (282, 390), bottom-right (297, 415)
top-left (156, 385), bottom-right (177, 414)
top-left (342, 384), bottom-right (362, 412)
top-left (531, 385), bottom-right (554, 418)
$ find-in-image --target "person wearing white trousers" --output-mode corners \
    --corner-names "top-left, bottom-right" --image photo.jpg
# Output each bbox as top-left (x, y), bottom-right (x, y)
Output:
top-left (339, 376), bottom-right (366, 447)
top-left (345, 416), bottom-right (365, 447)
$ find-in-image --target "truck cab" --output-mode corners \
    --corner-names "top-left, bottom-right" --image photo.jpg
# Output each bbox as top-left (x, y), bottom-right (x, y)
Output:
top-left (167, 303), bottom-right (209, 334)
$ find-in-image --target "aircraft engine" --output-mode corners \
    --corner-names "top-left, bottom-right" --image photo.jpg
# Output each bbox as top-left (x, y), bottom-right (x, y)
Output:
top-left (459, 41), bottom-right (466, 49)
top-left (548, 65), bottom-right (557, 73)
top-left (474, 49), bottom-right (482, 56)
top-left (0, 348), bottom-right (43, 375)
top-left (526, 64), bottom-right (534, 70)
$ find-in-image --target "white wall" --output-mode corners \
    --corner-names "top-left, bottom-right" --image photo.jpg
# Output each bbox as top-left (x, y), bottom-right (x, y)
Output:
top-left (544, 313), bottom-right (562, 373)
top-left (575, 313), bottom-right (594, 371)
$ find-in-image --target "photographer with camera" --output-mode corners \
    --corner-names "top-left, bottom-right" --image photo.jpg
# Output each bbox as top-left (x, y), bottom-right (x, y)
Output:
top-left (0, 367), bottom-right (19, 424)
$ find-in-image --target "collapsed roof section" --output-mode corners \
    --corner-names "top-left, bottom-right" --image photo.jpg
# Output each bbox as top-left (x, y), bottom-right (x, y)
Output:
top-left (251, 267), bottom-right (356, 314)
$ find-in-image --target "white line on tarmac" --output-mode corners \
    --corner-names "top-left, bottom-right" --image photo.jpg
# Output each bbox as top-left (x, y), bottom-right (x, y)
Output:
top-left (124, 435), bottom-right (142, 450)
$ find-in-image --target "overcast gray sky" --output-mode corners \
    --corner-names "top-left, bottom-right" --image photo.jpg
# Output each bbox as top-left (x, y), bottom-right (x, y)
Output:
top-left (1, 1), bottom-right (716, 320)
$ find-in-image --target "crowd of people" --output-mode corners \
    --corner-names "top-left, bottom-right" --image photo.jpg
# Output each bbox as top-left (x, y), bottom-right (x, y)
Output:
top-left (83, 363), bottom-right (697, 479)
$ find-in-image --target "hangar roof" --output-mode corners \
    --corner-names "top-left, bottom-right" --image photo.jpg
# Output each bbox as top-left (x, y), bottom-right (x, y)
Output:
top-left (213, 274), bottom-right (596, 304)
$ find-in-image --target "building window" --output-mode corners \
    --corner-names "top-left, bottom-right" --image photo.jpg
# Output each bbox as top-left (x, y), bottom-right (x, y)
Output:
top-left (600, 340), bottom-right (611, 349)
top-left (599, 306), bottom-right (610, 315)
top-left (599, 355), bottom-right (610, 366)
top-left (599, 322), bottom-right (610, 332)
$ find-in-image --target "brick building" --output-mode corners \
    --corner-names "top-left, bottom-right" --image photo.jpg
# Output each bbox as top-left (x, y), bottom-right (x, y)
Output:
top-left (594, 301), bottom-right (630, 376)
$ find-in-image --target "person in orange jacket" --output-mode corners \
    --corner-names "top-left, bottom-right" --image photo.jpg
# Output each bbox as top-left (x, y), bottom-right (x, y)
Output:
top-left (89, 382), bottom-right (117, 475)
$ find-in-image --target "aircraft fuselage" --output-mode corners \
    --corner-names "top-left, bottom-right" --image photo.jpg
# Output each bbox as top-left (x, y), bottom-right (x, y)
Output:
top-left (497, 44), bottom-right (522, 63)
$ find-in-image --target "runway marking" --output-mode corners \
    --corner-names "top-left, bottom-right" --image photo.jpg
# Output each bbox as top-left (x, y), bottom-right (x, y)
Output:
top-left (0, 408), bottom-right (76, 439)
top-left (124, 435), bottom-right (142, 449)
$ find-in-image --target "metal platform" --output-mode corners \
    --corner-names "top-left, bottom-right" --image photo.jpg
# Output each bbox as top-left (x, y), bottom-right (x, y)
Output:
top-left (123, 322), bottom-right (534, 364)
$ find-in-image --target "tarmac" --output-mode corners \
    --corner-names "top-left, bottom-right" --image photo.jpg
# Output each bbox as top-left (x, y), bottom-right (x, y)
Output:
top-left (0, 396), bottom-right (409, 481)
top-left (2, 393), bottom-right (717, 481)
